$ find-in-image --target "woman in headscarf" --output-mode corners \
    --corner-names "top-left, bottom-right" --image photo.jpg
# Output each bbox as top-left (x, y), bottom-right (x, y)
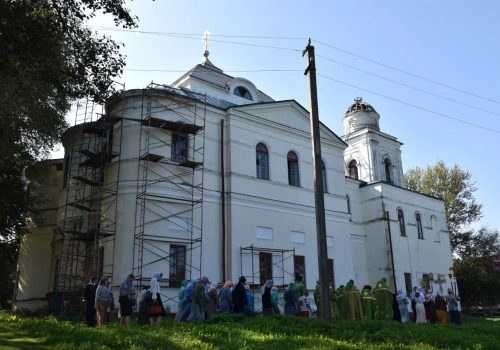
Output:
top-left (361, 285), bottom-right (378, 320)
top-left (244, 284), bottom-right (254, 316)
top-left (396, 289), bottom-right (410, 323)
top-left (94, 277), bottom-right (111, 327)
top-left (434, 290), bottom-right (447, 324)
top-left (188, 277), bottom-right (209, 322)
top-left (232, 276), bottom-right (249, 314)
top-left (414, 288), bottom-right (426, 324)
top-left (261, 279), bottom-right (274, 316)
top-left (150, 271), bottom-right (165, 327)
top-left (181, 279), bottom-right (198, 321)
top-left (219, 280), bottom-right (232, 314)
top-left (314, 280), bottom-right (321, 318)
top-left (137, 286), bottom-right (151, 325)
top-left (271, 286), bottom-right (280, 314)
top-left (284, 282), bottom-right (299, 316)
top-left (424, 289), bottom-right (436, 324)
top-left (341, 280), bottom-right (364, 320)
top-left (119, 274), bottom-right (136, 326)
top-left (174, 280), bottom-right (188, 322)
top-left (205, 282), bottom-right (219, 318)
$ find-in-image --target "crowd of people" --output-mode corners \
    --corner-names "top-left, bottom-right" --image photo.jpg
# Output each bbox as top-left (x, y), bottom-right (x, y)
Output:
top-left (81, 273), bottom-right (462, 327)
top-left (312, 278), bottom-right (462, 325)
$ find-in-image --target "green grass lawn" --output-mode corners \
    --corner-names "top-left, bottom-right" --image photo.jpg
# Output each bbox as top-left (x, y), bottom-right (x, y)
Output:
top-left (0, 313), bottom-right (499, 350)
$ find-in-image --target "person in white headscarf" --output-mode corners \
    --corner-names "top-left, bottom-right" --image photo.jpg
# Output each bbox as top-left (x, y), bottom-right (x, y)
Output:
top-left (396, 289), bottom-right (410, 323)
top-left (205, 282), bottom-right (219, 318)
top-left (414, 287), bottom-right (426, 323)
top-left (261, 280), bottom-right (274, 316)
top-left (150, 271), bottom-right (164, 327)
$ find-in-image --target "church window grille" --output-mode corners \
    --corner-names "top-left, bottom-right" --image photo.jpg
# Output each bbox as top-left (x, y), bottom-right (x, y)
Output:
top-left (398, 209), bottom-right (406, 236)
top-left (328, 259), bottom-right (335, 289)
top-left (171, 132), bottom-right (187, 161)
top-left (321, 161), bottom-right (327, 193)
top-left (348, 160), bottom-right (358, 179)
top-left (416, 213), bottom-right (424, 239)
top-left (287, 151), bottom-right (300, 186)
top-left (234, 86), bottom-right (253, 100)
top-left (169, 245), bottom-right (186, 287)
top-left (384, 158), bottom-right (392, 183)
top-left (294, 255), bottom-right (306, 287)
top-left (256, 143), bottom-right (269, 180)
top-left (259, 252), bottom-right (273, 285)
top-left (404, 272), bottom-right (412, 297)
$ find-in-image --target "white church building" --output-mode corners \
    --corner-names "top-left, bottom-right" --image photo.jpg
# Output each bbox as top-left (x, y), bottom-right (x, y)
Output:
top-left (14, 53), bottom-right (454, 314)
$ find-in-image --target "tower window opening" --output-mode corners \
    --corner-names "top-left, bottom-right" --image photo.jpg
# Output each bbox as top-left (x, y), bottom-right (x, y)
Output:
top-left (234, 86), bottom-right (253, 100)
top-left (384, 158), bottom-right (392, 183)
top-left (348, 160), bottom-right (358, 180)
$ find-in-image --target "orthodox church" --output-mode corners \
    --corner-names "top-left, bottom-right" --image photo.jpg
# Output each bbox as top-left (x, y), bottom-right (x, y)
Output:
top-left (13, 50), bottom-right (454, 314)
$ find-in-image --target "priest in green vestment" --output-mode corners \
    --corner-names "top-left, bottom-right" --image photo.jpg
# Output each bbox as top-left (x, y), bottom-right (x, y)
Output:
top-left (294, 275), bottom-right (306, 305)
top-left (373, 278), bottom-right (394, 320)
top-left (341, 280), bottom-right (364, 320)
top-left (314, 280), bottom-right (321, 318)
top-left (336, 285), bottom-right (345, 318)
top-left (361, 285), bottom-right (378, 320)
top-left (329, 283), bottom-right (341, 319)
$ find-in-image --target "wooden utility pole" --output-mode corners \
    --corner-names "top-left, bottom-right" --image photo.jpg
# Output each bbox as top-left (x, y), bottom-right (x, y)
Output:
top-left (302, 39), bottom-right (332, 322)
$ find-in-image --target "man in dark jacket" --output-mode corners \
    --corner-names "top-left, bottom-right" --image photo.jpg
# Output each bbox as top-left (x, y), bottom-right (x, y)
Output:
top-left (232, 276), bottom-right (249, 314)
top-left (83, 277), bottom-right (98, 327)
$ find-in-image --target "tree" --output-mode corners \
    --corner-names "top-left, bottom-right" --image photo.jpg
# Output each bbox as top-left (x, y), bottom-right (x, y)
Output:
top-left (0, 0), bottom-right (139, 308)
top-left (404, 160), bottom-right (483, 253)
top-left (454, 227), bottom-right (500, 309)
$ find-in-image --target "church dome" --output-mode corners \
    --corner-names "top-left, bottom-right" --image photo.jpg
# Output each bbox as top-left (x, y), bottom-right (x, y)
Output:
top-left (344, 97), bottom-right (377, 116)
top-left (342, 97), bottom-right (380, 135)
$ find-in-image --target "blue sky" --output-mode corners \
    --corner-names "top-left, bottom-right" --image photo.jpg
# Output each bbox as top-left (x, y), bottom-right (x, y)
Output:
top-left (54, 0), bottom-right (500, 231)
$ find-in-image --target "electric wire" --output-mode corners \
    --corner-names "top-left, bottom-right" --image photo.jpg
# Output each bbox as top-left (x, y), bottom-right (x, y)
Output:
top-left (316, 55), bottom-right (500, 117)
top-left (317, 73), bottom-right (500, 134)
top-left (124, 69), bottom-right (302, 72)
top-left (313, 39), bottom-right (500, 105)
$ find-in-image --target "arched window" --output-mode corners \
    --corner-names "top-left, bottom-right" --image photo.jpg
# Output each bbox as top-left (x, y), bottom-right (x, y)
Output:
top-left (348, 160), bottom-right (358, 179)
top-left (256, 143), bottom-right (269, 180)
top-left (234, 86), bottom-right (253, 100)
top-left (287, 151), bottom-right (300, 186)
top-left (321, 161), bottom-right (327, 193)
top-left (398, 209), bottom-right (406, 236)
top-left (384, 158), bottom-right (392, 183)
top-left (416, 213), bottom-right (424, 239)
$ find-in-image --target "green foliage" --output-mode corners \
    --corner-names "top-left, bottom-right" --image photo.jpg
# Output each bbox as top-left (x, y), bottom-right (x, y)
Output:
top-left (404, 160), bottom-right (483, 254)
top-left (454, 227), bottom-right (500, 306)
top-left (0, 0), bottom-right (138, 308)
top-left (1, 313), bottom-right (500, 349)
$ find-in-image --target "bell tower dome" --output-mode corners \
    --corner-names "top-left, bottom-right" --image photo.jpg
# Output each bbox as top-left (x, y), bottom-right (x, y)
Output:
top-left (342, 97), bottom-right (380, 136)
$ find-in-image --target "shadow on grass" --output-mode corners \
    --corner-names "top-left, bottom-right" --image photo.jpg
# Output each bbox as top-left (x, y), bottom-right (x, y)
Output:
top-left (0, 323), bottom-right (48, 350)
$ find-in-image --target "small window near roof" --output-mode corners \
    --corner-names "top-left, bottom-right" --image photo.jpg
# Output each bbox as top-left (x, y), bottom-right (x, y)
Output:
top-left (234, 86), bottom-right (253, 100)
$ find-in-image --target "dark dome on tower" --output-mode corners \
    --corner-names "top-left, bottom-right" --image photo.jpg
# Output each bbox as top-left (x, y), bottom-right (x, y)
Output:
top-left (345, 97), bottom-right (376, 116)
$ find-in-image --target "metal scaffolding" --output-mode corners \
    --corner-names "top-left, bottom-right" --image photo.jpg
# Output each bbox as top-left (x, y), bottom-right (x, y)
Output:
top-left (133, 83), bottom-right (206, 303)
top-left (240, 244), bottom-right (296, 312)
top-left (54, 93), bottom-right (124, 315)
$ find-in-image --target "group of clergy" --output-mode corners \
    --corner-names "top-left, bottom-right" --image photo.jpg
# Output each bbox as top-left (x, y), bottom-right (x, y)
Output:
top-left (314, 278), bottom-right (394, 320)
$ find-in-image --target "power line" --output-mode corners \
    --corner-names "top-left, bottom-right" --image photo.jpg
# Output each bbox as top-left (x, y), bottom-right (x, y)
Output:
top-left (88, 26), bottom-right (301, 51)
top-left (89, 26), bottom-right (307, 40)
top-left (317, 73), bottom-right (500, 134)
top-left (313, 39), bottom-right (500, 105)
top-left (316, 55), bottom-right (500, 118)
top-left (124, 69), bottom-right (302, 72)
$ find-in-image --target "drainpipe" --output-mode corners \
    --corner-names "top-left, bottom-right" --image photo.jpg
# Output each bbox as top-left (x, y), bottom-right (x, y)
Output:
top-left (220, 119), bottom-right (226, 282)
top-left (386, 211), bottom-right (397, 293)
